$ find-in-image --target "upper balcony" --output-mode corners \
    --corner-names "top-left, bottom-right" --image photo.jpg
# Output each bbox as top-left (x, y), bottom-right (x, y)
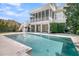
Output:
top-left (30, 9), bottom-right (55, 23)
top-left (29, 3), bottom-right (66, 24)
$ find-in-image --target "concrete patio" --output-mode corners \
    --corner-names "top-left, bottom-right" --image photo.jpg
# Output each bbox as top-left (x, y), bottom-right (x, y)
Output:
top-left (0, 35), bottom-right (32, 56)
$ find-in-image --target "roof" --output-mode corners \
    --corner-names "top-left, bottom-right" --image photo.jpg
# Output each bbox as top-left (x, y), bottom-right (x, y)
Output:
top-left (30, 3), bottom-right (56, 14)
top-left (30, 3), bottom-right (64, 14)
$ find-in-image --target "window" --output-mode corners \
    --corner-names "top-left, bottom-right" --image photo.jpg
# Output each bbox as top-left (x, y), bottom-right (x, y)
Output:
top-left (42, 11), bottom-right (45, 18)
top-left (36, 13), bottom-right (37, 19)
top-left (35, 13), bottom-right (37, 21)
top-left (39, 12), bottom-right (41, 18)
top-left (30, 17), bottom-right (33, 22)
top-left (52, 12), bottom-right (54, 18)
top-left (46, 9), bottom-right (49, 17)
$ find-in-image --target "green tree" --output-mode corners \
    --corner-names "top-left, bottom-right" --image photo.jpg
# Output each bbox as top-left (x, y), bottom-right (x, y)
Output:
top-left (64, 3), bottom-right (79, 34)
top-left (0, 19), bottom-right (21, 32)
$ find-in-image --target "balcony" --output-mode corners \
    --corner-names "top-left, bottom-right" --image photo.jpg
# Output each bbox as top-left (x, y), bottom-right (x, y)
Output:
top-left (30, 17), bottom-right (50, 23)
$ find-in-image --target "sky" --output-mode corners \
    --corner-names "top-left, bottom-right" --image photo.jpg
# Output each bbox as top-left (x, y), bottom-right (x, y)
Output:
top-left (0, 3), bottom-right (64, 24)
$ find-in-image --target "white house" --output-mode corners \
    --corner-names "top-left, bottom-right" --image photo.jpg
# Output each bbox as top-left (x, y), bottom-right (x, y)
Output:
top-left (29, 3), bottom-right (66, 33)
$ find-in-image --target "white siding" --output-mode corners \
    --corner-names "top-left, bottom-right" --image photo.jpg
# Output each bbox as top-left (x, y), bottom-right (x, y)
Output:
top-left (55, 12), bottom-right (66, 23)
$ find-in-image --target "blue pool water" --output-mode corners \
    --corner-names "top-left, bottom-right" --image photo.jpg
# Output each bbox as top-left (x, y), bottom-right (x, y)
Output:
top-left (5, 34), bottom-right (79, 56)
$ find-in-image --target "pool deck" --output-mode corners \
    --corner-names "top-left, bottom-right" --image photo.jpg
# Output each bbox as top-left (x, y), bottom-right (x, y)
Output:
top-left (0, 34), bottom-right (32, 56)
top-left (0, 32), bottom-right (79, 55)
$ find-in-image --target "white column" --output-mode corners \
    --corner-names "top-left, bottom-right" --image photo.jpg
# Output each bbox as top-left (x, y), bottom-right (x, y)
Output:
top-left (35, 24), bottom-right (36, 32)
top-left (49, 9), bottom-right (50, 21)
top-left (48, 23), bottom-right (50, 33)
top-left (47, 9), bottom-right (50, 33)
top-left (40, 24), bottom-right (42, 32)
top-left (50, 9), bottom-right (52, 22)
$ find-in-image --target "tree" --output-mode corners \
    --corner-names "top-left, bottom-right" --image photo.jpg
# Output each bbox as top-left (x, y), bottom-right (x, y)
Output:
top-left (64, 3), bottom-right (79, 34)
top-left (0, 19), bottom-right (21, 32)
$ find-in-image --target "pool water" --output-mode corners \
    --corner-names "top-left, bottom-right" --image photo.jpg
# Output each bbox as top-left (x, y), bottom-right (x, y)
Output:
top-left (5, 34), bottom-right (79, 56)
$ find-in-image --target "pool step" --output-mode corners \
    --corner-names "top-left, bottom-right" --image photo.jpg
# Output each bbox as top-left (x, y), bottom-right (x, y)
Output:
top-left (16, 51), bottom-right (30, 56)
top-left (75, 43), bottom-right (79, 51)
top-left (76, 47), bottom-right (79, 51)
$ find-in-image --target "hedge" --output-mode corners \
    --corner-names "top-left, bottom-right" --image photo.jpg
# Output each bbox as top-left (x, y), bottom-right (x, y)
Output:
top-left (50, 23), bottom-right (65, 33)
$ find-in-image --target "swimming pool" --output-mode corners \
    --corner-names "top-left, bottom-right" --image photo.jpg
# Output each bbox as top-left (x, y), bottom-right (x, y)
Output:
top-left (5, 33), bottom-right (79, 56)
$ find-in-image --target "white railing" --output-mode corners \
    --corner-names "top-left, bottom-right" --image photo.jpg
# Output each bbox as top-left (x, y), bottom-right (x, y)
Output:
top-left (30, 17), bottom-right (51, 23)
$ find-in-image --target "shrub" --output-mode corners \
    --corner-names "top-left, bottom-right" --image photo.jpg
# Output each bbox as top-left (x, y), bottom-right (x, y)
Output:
top-left (50, 23), bottom-right (65, 33)
top-left (76, 30), bottom-right (79, 35)
top-left (50, 23), bottom-right (57, 33)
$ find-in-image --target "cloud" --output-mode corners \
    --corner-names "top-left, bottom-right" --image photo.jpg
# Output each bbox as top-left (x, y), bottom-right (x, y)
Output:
top-left (0, 3), bottom-right (29, 23)
top-left (5, 6), bottom-right (11, 10)
top-left (0, 9), bottom-right (19, 17)
top-left (7, 3), bottom-right (21, 7)
top-left (17, 8), bottom-right (24, 11)
top-left (0, 16), bottom-right (13, 20)
top-left (6, 3), bottom-right (24, 11)
top-left (0, 7), bottom-right (29, 17)
top-left (4, 9), bottom-right (29, 18)
top-left (0, 3), bottom-right (25, 16)
top-left (19, 10), bottom-right (29, 16)
top-left (5, 11), bottom-right (18, 16)
top-left (0, 6), bottom-right (11, 11)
